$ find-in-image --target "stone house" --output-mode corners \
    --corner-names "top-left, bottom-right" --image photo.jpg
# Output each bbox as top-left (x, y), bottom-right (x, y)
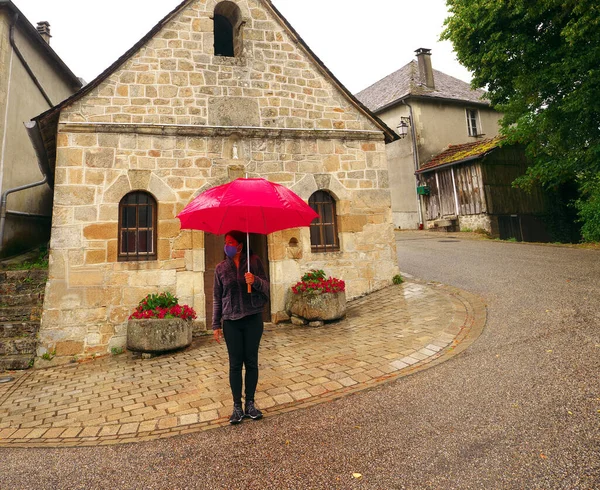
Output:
top-left (0, 0), bottom-right (81, 257)
top-left (355, 48), bottom-right (503, 230)
top-left (416, 137), bottom-right (550, 240)
top-left (28, 0), bottom-right (400, 361)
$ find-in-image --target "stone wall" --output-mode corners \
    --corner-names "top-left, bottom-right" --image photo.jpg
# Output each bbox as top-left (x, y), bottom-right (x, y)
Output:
top-left (39, 0), bottom-right (399, 361)
top-left (41, 128), bottom-right (398, 360)
top-left (458, 213), bottom-right (495, 235)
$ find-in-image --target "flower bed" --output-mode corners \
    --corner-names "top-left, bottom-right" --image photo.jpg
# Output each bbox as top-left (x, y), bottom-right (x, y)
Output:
top-left (287, 270), bottom-right (346, 325)
top-left (127, 293), bottom-right (196, 354)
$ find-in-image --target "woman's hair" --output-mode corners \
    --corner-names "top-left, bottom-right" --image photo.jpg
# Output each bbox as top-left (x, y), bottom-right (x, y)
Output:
top-left (225, 230), bottom-right (246, 249)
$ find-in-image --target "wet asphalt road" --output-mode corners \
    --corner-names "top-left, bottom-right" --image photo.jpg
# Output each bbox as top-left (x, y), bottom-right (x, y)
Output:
top-left (1, 231), bottom-right (599, 489)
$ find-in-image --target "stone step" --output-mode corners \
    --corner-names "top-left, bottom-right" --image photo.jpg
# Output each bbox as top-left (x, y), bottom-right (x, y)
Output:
top-left (0, 354), bottom-right (34, 370)
top-left (0, 292), bottom-right (44, 307)
top-left (0, 322), bottom-right (39, 338)
top-left (0, 306), bottom-right (42, 323)
top-left (0, 280), bottom-right (45, 296)
top-left (0, 269), bottom-right (48, 284)
top-left (0, 337), bottom-right (37, 356)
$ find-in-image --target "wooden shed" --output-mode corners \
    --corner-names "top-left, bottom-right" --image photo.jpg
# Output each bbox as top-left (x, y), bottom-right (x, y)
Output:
top-left (416, 137), bottom-right (550, 241)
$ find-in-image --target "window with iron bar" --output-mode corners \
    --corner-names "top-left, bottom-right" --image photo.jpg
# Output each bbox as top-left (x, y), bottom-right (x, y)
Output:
top-left (309, 190), bottom-right (340, 252)
top-left (118, 191), bottom-right (157, 261)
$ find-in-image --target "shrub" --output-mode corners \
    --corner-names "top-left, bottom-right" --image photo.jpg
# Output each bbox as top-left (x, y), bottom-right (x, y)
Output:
top-left (129, 292), bottom-right (197, 320)
top-left (392, 274), bottom-right (403, 285)
top-left (292, 269), bottom-right (345, 295)
top-left (576, 176), bottom-right (600, 242)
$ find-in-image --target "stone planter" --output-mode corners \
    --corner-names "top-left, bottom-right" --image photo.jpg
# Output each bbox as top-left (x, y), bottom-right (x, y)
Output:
top-left (287, 291), bottom-right (346, 323)
top-left (127, 318), bottom-right (192, 353)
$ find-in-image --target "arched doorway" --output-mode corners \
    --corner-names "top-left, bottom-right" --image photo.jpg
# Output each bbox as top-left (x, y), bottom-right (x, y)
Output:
top-left (204, 233), bottom-right (271, 327)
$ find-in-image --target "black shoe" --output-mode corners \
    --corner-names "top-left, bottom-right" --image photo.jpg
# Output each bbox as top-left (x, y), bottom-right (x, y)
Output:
top-left (229, 404), bottom-right (244, 425)
top-left (244, 400), bottom-right (263, 420)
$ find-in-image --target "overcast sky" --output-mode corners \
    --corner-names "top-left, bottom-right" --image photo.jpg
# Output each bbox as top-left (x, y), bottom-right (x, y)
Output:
top-left (16, 0), bottom-right (471, 94)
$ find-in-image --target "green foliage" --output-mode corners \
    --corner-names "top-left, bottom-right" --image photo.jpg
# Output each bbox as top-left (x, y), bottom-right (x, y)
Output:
top-left (300, 269), bottom-right (326, 282)
top-left (138, 292), bottom-right (178, 311)
top-left (460, 227), bottom-right (473, 233)
top-left (442, 1), bottom-right (600, 236)
top-left (41, 350), bottom-right (56, 361)
top-left (8, 246), bottom-right (49, 271)
top-left (111, 347), bottom-right (124, 356)
top-left (575, 175), bottom-right (600, 242)
top-left (129, 292), bottom-right (197, 320)
top-left (392, 274), bottom-right (404, 285)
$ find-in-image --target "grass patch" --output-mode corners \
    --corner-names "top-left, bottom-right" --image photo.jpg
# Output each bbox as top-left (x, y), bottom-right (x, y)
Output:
top-left (392, 274), bottom-right (404, 285)
top-left (7, 246), bottom-right (49, 271)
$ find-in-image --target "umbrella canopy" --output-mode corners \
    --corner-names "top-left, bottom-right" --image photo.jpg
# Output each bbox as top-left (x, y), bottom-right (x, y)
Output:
top-left (177, 178), bottom-right (318, 235)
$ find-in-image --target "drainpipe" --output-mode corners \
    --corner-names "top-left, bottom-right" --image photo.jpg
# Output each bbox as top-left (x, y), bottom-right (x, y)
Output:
top-left (401, 100), bottom-right (423, 228)
top-left (0, 175), bottom-right (49, 249)
top-left (0, 14), bottom-right (54, 251)
top-left (9, 13), bottom-right (53, 107)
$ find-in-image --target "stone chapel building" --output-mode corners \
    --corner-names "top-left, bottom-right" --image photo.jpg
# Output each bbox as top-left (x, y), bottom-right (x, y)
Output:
top-left (29, 0), bottom-right (399, 361)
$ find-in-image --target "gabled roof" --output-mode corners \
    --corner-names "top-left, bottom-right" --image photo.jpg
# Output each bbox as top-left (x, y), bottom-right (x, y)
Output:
top-left (0, 0), bottom-right (82, 90)
top-left (416, 136), bottom-right (504, 174)
top-left (32, 0), bottom-right (398, 142)
top-left (355, 60), bottom-right (489, 113)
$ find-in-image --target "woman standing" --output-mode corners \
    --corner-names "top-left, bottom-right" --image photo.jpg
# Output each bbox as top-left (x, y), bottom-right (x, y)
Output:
top-left (212, 230), bottom-right (270, 425)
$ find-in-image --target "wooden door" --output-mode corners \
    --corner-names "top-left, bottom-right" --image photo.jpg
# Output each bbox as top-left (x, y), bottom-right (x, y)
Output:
top-left (204, 233), bottom-right (271, 328)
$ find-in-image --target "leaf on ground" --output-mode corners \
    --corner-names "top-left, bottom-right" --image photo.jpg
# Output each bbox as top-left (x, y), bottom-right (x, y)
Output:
top-left (568, 411), bottom-right (573, 415)
top-left (352, 473), bottom-right (363, 479)
top-left (546, 350), bottom-right (553, 353)
top-left (354, 425), bottom-right (361, 429)
top-left (540, 453), bottom-right (547, 459)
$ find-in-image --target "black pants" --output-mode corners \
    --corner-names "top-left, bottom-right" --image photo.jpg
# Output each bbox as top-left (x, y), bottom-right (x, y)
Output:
top-left (223, 312), bottom-right (264, 405)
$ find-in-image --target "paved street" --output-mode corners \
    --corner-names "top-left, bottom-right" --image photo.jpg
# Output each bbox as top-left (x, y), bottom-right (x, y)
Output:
top-left (0, 281), bottom-right (481, 447)
top-left (1, 231), bottom-right (599, 489)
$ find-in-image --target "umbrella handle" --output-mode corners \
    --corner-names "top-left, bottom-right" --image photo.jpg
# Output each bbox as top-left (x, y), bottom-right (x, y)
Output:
top-left (247, 231), bottom-right (251, 294)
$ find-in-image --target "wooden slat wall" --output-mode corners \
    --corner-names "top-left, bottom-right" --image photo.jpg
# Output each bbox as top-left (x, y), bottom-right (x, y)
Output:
top-left (421, 146), bottom-right (549, 222)
top-left (481, 148), bottom-right (548, 215)
top-left (455, 164), bottom-right (485, 215)
top-left (422, 173), bottom-right (440, 220)
top-left (438, 169), bottom-right (456, 216)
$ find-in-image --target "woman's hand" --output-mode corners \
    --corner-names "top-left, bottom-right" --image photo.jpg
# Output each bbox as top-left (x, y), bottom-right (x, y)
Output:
top-left (244, 272), bottom-right (255, 285)
top-left (213, 328), bottom-right (223, 343)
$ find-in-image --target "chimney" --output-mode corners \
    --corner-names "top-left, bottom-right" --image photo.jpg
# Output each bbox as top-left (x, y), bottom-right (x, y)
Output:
top-left (415, 48), bottom-right (434, 89)
top-left (36, 21), bottom-right (51, 44)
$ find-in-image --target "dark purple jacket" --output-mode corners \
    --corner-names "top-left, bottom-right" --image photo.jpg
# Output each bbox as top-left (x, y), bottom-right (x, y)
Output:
top-left (212, 253), bottom-right (270, 330)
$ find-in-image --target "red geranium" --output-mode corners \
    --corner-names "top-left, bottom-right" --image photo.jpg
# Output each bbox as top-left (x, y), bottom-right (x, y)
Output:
top-left (292, 269), bottom-right (345, 295)
top-left (129, 292), bottom-right (197, 321)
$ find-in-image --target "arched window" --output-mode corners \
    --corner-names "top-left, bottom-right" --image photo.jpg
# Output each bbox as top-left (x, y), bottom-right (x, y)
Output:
top-left (118, 191), bottom-right (157, 261)
top-left (309, 190), bottom-right (340, 252)
top-left (214, 1), bottom-right (243, 57)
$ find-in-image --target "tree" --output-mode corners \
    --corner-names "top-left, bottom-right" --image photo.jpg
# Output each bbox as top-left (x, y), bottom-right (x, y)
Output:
top-left (442, 0), bottom-right (600, 240)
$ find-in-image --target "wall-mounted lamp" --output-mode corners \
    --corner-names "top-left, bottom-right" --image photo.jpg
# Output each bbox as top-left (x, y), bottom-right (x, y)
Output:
top-left (396, 116), bottom-right (411, 139)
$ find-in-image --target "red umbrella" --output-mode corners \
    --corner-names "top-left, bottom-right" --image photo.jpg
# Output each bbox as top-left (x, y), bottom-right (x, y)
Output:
top-left (177, 178), bottom-right (319, 291)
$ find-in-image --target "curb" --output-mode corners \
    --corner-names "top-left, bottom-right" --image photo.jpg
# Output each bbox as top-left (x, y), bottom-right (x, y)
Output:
top-left (0, 280), bottom-right (487, 448)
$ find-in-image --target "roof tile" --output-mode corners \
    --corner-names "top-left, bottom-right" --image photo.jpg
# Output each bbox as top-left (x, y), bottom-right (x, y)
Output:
top-left (355, 60), bottom-right (489, 112)
top-left (417, 136), bottom-right (504, 173)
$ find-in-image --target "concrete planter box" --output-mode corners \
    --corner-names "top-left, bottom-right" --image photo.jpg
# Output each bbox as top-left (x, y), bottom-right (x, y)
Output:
top-left (287, 291), bottom-right (346, 322)
top-left (127, 318), bottom-right (192, 353)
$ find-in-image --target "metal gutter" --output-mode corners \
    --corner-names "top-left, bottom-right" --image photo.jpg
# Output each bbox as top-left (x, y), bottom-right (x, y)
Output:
top-left (401, 100), bottom-right (423, 226)
top-left (0, 0), bottom-right (81, 89)
top-left (9, 12), bottom-right (53, 107)
top-left (415, 154), bottom-right (483, 174)
top-left (374, 93), bottom-right (491, 116)
top-left (0, 175), bottom-right (49, 249)
top-left (24, 120), bottom-right (53, 187)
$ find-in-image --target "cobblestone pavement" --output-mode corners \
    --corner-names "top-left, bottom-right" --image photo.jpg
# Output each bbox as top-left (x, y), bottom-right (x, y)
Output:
top-left (0, 280), bottom-right (485, 447)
